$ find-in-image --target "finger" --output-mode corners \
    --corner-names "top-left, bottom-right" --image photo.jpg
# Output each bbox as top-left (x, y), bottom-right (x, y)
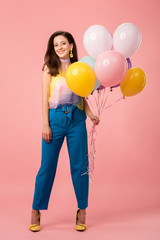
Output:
top-left (43, 137), bottom-right (48, 142)
top-left (42, 134), bottom-right (46, 141)
top-left (94, 119), bottom-right (98, 122)
top-left (48, 133), bottom-right (52, 141)
top-left (44, 136), bottom-right (48, 142)
top-left (44, 134), bottom-right (49, 143)
top-left (47, 135), bottom-right (50, 142)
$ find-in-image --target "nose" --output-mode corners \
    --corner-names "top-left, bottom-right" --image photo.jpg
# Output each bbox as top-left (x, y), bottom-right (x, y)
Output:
top-left (58, 43), bottom-right (63, 49)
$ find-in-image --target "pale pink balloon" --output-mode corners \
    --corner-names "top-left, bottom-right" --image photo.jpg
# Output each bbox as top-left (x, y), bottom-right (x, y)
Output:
top-left (94, 50), bottom-right (128, 87)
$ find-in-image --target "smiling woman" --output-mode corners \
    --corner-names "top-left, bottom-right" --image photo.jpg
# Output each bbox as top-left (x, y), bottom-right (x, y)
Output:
top-left (28, 30), bottom-right (100, 233)
top-left (42, 31), bottom-right (78, 76)
top-left (54, 35), bottom-right (73, 59)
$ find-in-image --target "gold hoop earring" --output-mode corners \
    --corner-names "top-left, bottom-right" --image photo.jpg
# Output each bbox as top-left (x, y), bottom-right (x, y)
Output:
top-left (70, 48), bottom-right (73, 58)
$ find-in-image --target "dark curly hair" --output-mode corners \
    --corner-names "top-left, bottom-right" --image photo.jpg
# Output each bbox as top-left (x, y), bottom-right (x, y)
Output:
top-left (42, 31), bottom-right (78, 76)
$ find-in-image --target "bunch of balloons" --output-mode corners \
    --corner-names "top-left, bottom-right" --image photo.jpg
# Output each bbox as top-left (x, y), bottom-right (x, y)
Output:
top-left (66, 23), bottom-right (146, 98)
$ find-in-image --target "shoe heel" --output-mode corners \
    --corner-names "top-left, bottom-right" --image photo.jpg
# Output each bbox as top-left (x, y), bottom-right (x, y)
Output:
top-left (28, 210), bottom-right (41, 232)
top-left (75, 209), bottom-right (87, 231)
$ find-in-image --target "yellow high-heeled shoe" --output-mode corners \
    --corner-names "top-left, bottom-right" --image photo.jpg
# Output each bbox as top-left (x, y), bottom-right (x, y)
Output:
top-left (28, 210), bottom-right (41, 232)
top-left (75, 209), bottom-right (87, 231)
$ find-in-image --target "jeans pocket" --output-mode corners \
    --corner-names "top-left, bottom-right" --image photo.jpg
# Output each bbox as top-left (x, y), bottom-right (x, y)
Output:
top-left (77, 107), bottom-right (87, 121)
top-left (49, 110), bottom-right (52, 123)
top-left (49, 110), bottom-right (56, 126)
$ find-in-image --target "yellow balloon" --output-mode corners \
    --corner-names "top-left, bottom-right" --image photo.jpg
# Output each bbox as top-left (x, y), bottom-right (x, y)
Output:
top-left (120, 67), bottom-right (146, 98)
top-left (65, 62), bottom-right (95, 97)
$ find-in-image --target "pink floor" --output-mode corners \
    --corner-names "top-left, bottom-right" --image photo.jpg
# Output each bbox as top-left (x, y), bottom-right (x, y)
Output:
top-left (1, 184), bottom-right (160, 240)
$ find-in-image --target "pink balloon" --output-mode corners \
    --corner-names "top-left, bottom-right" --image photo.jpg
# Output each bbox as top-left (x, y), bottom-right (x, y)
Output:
top-left (95, 50), bottom-right (128, 87)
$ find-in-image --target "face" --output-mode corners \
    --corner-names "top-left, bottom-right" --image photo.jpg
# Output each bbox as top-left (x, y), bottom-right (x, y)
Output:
top-left (53, 35), bottom-right (73, 59)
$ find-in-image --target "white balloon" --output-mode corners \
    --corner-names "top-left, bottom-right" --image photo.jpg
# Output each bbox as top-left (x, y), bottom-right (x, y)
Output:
top-left (113, 23), bottom-right (142, 58)
top-left (83, 25), bottom-right (112, 60)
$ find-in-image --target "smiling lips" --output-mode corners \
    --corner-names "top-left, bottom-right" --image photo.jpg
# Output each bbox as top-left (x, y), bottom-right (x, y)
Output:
top-left (57, 50), bottom-right (65, 54)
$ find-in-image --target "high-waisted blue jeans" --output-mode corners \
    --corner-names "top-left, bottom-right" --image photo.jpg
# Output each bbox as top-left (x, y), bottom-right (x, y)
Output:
top-left (32, 104), bottom-right (89, 210)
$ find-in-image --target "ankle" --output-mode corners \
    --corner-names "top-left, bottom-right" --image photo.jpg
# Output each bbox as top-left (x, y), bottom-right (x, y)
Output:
top-left (79, 209), bottom-right (86, 213)
top-left (32, 209), bottom-right (39, 215)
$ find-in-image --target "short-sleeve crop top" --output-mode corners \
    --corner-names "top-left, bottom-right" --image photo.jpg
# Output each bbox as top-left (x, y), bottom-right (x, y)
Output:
top-left (48, 69), bottom-right (84, 111)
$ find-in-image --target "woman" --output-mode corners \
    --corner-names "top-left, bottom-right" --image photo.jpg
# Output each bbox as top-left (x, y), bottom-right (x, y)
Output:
top-left (28, 31), bottom-right (100, 232)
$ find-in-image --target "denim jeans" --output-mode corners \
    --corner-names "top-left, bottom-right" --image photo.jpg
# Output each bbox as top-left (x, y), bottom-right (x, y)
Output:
top-left (32, 104), bottom-right (89, 210)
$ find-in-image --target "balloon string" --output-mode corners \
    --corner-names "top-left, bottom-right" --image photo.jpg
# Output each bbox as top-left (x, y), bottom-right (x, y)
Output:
top-left (101, 88), bottom-right (110, 113)
top-left (81, 124), bottom-right (96, 183)
top-left (85, 91), bottom-right (123, 183)
top-left (99, 90), bottom-right (104, 115)
top-left (83, 91), bottom-right (101, 182)
top-left (101, 97), bottom-right (122, 114)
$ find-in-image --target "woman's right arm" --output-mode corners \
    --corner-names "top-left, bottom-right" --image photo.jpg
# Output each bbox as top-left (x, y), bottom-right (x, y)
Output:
top-left (41, 65), bottom-right (52, 143)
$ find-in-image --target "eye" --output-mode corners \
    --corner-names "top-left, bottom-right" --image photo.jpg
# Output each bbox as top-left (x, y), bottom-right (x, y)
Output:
top-left (62, 42), bottom-right (66, 45)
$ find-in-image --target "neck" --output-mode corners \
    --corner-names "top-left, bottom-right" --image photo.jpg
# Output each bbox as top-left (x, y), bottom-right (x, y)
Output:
top-left (59, 61), bottom-right (71, 73)
top-left (60, 58), bottom-right (70, 63)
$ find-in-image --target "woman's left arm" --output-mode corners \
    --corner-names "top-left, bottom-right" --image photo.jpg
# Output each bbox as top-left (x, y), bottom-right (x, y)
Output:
top-left (83, 98), bottom-right (100, 125)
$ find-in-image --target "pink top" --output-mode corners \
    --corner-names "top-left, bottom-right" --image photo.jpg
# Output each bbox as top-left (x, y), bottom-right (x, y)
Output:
top-left (48, 69), bottom-right (84, 110)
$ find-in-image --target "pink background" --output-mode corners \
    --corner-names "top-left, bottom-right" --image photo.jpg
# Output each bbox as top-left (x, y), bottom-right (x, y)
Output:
top-left (0, 0), bottom-right (160, 239)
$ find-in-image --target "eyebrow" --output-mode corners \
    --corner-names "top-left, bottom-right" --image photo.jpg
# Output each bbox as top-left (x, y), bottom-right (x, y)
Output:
top-left (54, 41), bottom-right (66, 44)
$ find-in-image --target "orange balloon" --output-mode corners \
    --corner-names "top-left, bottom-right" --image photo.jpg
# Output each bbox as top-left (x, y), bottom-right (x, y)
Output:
top-left (120, 67), bottom-right (146, 97)
top-left (65, 62), bottom-right (95, 97)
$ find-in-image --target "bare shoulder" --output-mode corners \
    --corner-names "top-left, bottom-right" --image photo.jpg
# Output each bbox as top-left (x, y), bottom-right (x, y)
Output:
top-left (42, 65), bottom-right (52, 83)
top-left (42, 64), bottom-right (51, 75)
top-left (41, 65), bottom-right (51, 97)
top-left (42, 64), bottom-right (52, 91)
